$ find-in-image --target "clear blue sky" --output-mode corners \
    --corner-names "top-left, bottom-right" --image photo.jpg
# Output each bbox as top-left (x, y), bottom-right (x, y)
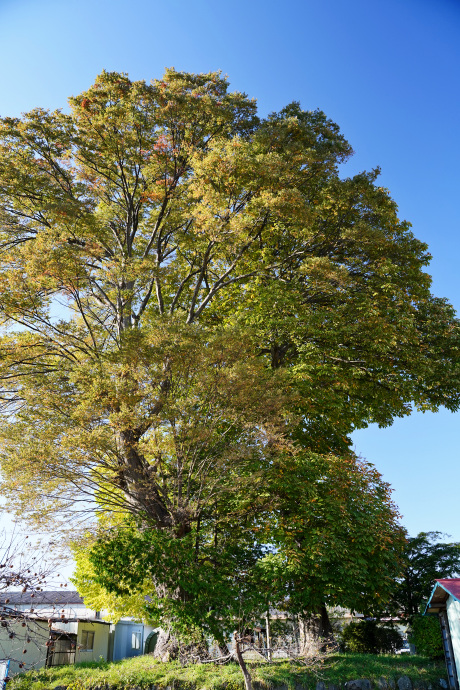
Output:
top-left (0, 0), bottom-right (459, 545)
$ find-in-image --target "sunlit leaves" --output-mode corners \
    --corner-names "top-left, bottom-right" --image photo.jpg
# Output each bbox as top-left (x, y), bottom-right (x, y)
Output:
top-left (0, 69), bottom-right (457, 636)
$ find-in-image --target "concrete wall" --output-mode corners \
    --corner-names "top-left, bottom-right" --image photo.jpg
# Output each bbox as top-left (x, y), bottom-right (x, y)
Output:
top-left (0, 619), bottom-right (49, 676)
top-left (447, 596), bottom-right (460, 681)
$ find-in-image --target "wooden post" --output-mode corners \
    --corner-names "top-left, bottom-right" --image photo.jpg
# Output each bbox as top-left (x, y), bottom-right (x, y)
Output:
top-left (265, 610), bottom-right (271, 662)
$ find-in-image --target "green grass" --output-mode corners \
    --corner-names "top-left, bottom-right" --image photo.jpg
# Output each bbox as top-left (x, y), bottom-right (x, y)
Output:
top-left (8, 654), bottom-right (447, 690)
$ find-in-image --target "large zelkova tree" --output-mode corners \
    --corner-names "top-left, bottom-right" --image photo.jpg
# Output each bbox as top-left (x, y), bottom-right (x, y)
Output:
top-left (0, 69), bottom-right (458, 518)
top-left (71, 452), bottom-right (406, 660)
top-left (0, 70), bottom-right (458, 681)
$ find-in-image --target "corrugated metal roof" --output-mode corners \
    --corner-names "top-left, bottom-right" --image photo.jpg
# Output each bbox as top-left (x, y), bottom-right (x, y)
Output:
top-left (0, 590), bottom-right (84, 606)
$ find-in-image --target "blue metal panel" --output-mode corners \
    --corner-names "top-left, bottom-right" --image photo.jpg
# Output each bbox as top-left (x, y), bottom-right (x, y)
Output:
top-left (111, 622), bottom-right (144, 662)
top-left (0, 660), bottom-right (10, 690)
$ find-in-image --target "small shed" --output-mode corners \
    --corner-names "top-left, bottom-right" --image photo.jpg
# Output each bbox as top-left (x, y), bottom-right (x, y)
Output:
top-left (48, 619), bottom-right (111, 665)
top-left (425, 578), bottom-right (460, 690)
top-left (109, 620), bottom-right (145, 662)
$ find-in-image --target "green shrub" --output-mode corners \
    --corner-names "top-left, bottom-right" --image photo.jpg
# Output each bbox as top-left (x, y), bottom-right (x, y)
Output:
top-left (339, 619), bottom-right (404, 654)
top-left (408, 614), bottom-right (444, 659)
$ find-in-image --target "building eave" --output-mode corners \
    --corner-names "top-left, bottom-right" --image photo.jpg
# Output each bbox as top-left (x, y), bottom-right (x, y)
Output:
top-left (425, 580), bottom-right (460, 615)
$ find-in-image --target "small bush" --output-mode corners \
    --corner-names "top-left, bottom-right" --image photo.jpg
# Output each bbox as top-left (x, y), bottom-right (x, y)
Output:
top-left (339, 619), bottom-right (404, 654)
top-left (408, 614), bottom-right (444, 659)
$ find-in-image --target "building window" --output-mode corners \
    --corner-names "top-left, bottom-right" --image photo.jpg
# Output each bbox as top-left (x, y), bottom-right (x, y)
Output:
top-left (80, 631), bottom-right (94, 651)
top-left (132, 632), bottom-right (141, 650)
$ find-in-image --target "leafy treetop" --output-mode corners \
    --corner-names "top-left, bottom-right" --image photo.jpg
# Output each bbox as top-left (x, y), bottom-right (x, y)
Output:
top-left (0, 68), bottom-right (457, 531)
top-left (389, 532), bottom-right (460, 617)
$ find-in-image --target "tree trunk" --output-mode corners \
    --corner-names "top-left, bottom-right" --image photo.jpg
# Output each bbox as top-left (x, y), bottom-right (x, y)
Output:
top-left (152, 628), bottom-right (179, 661)
top-left (153, 626), bottom-right (219, 662)
top-left (117, 428), bottom-right (173, 528)
top-left (298, 605), bottom-right (334, 655)
top-left (217, 642), bottom-right (230, 657)
top-left (234, 634), bottom-right (254, 690)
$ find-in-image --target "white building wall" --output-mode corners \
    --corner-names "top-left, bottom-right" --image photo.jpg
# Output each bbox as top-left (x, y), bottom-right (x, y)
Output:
top-left (13, 603), bottom-right (97, 619)
top-left (447, 596), bottom-right (460, 681)
top-left (0, 619), bottom-right (49, 676)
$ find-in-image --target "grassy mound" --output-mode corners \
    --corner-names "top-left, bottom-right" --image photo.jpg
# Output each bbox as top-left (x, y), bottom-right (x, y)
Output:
top-left (9, 654), bottom-right (447, 690)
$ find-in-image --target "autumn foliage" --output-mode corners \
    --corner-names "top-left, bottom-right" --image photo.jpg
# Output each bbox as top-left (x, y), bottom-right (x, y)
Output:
top-left (0, 70), bottom-right (458, 671)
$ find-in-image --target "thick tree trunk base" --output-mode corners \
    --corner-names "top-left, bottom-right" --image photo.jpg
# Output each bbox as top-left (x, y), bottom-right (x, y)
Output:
top-left (298, 605), bottom-right (334, 655)
top-left (152, 627), bottom-right (219, 663)
top-left (152, 629), bottom-right (180, 661)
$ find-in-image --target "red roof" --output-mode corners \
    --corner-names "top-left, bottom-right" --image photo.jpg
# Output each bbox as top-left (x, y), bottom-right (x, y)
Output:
top-left (436, 578), bottom-right (460, 601)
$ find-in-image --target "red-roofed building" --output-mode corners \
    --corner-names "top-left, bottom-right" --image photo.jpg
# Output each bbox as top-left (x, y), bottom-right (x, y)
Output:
top-left (425, 578), bottom-right (460, 689)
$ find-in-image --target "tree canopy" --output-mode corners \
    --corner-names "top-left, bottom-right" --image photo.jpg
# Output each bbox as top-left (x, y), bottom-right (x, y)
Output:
top-left (0, 68), bottom-right (458, 529)
top-left (389, 532), bottom-right (460, 617)
top-left (71, 448), bottom-right (405, 684)
top-left (0, 71), bottom-right (458, 678)
top-left (72, 451), bottom-right (405, 624)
